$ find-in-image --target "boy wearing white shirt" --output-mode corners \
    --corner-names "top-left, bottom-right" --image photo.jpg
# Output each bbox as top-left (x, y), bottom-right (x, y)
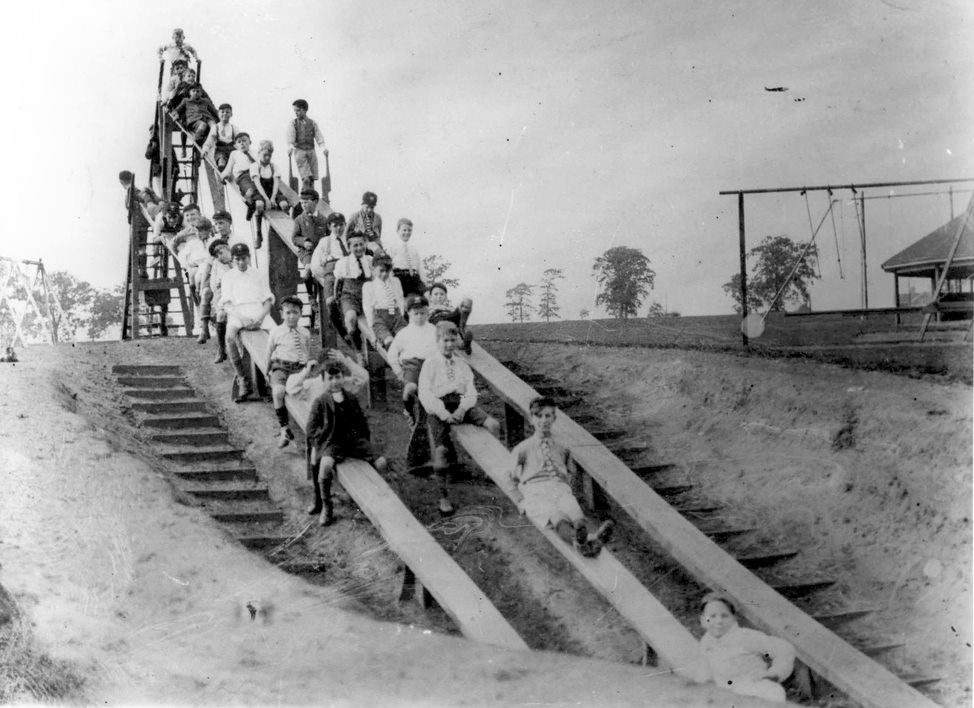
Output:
top-left (201, 104), bottom-right (238, 170)
top-left (362, 255), bottom-right (406, 348)
top-left (332, 233), bottom-right (372, 349)
top-left (219, 243), bottom-right (273, 402)
top-left (387, 296), bottom-right (438, 423)
top-left (390, 218), bottom-right (425, 296)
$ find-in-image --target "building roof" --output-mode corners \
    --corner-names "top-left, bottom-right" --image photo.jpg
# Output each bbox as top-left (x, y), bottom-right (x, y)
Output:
top-left (881, 209), bottom-right (974, 277)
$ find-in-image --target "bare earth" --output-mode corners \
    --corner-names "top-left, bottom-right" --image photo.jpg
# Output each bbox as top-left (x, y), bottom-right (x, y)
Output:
top-left (0, 341), bottom-right (781, 708)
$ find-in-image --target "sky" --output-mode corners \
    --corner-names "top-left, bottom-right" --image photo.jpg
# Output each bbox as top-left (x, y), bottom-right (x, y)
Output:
top-left (1, 0), bottom-right (972, 323)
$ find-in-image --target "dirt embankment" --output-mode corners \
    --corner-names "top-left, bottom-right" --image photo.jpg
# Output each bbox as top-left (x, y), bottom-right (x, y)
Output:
top-left (0, 341), bottom-right (781, 707)
top-left (483, 339), bottom-right (973, 708)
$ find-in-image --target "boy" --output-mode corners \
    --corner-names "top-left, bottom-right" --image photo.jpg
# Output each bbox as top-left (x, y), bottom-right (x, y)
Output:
top-left (689, 593), bottom-right (795, 703)
top-left (212, 209), bottom-right (234, 242)
top-left (220, 132), bottom-right (258, 219)
top-left (427, 282), bottom-right (474, 355)
top-left (286, 99), bottom-right (328, 192)
top-left (219, 243), bottom-right (273, 401)
top-left (173, 83), bottom-right (218, 143)
top-left (418, 321), bottom-right (500, 516)
top-left (251, 140), bottom-right (290, 215)
top-left (265, 296), bottom-right (311, 448)
top-left (173, 217), bottom-right (212, 326)
top-left (389, 217), bottom-right (425, 296)
top-left (345, 192), bottom-right (383, 255)
top-left (202, 104), bottom-right (238, 170)
top-left (158, 27), bottom-right (198, 66)
top-left (306, 359), bottom-right (387, 526)
top-left (286, 348), bottom-right (369, 401)
top-left (387, 295), bottom-right (438, 422)
top-left (508, 396), bottom-right (615, 557)
top-left (206, 238), bottom-right (233, 361)
top-left (292, 189), bottom-right (329, 312)
top-left (332, 232), bottom-right (372, 349)
top-left (362, 255), bottom-right (405, 348)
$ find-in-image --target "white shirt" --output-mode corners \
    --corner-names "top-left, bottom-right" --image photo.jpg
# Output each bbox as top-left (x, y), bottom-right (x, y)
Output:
top-left (389, 241), bottom-right (422, 273)
top-left (202, 122), bottom-right (238, 152)
top-left (418, 352), bottom-right (477, 420)
top-left (362, 277), bottom-right (405, 328)
top-left (222, 149), bottom-right (255, 180)
top-left (333, 253), bottom-right (373, 281)
top-left (386, 322), bottom-right (438, 374)
top-left (219, 267), bottom-right (273, 324)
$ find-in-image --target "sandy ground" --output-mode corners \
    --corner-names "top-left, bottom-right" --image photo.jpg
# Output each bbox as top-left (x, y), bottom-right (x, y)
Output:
top-left (483, 340), bottom-right (973, 708)
top-left (0, 342), bottom-right (782, 707)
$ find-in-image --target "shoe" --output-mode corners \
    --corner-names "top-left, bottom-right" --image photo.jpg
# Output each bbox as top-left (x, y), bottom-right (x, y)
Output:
top-left (595, 520), bottom-right (615, 545)
top-left (580, 538), bottom-right (603, 558)
top-left (254, 233), bottom-right (263, 249)
top-left (277, 428), bottom-right (293, 448)
top-left (233, 383), bottom-right (253, 403)
top-left (245, 203), bottom-right (255, 221)
top-left (438, 497), bottom-right (455, 517)
top-left (319, 504), bottom-right (335, 527)
top-left (213, 350), bottom-right (227, 364)
top-left (196, 324), bottom-right (210, 344)
top-left (574, 523), bottom-right (589, 547)
top-left (306, 499), bottom-right (322, 515)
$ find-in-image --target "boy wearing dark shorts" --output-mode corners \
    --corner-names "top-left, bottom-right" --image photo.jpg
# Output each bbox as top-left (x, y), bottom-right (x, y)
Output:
top-left (332, 232), bottom-right (372, 350)
top-left (362, 255), bottom-right (406, 348)
top-left (387, 295), bottom-right (438, 422)
top-left (306, 360), bottom-right (387, 527)
top-left (418, 321), bottom-right (500, 516)
top-left (265, 296), bottom-right (311, 448)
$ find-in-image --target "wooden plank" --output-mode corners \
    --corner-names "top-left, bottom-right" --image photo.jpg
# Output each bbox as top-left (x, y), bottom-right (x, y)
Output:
top-left (464, 342), bottom-right (938, 708)
top-left (454, 425), bottom-right (699, 672)
top-left (237, 330), bottom-right (526, 651)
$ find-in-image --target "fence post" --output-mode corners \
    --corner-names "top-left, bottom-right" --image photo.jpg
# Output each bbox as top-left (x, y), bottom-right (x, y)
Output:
top-left (504, 402), bottom-right (525, 448)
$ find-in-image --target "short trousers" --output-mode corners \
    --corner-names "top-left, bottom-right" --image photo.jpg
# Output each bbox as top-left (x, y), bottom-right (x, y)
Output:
top-left (520, 479), bottom-right (584, 528)
top-left (400, 358), bottom-right (424, 386)
top-left (320, 437), bottom-right (377, 464)
top-left (293, 148), bottom-right (319, 180)
top-left (393, 270), bottom-right (426, 297)
top-left (371, 309), bottom-right (406, 343)
top-left (269, 359), bottom-right (305, 387)
top-left (214, 143), bottom-right (234, 168)
top-left (340, 279), bottom-right (364, 315)
top-left (427, 399), bottom-right (490, 451)
top-left (236, 172), bottom-right (256, 199)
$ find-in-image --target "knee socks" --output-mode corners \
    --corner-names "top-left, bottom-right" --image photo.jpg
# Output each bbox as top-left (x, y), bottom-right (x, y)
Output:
top-left (215, 320), bottom-right (227, 351)
top-left (275, 406), bottom-right (289, 427)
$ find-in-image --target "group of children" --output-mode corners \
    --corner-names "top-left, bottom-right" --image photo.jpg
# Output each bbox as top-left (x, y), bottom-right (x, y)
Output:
top-left (148, 33), bottom-right (798, 701)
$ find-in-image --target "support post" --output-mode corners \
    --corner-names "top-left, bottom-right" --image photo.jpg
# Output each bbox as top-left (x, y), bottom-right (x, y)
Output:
top-left (893, 276), bottom-right (901, 327)
top-left (398, 566), bottom-right (433, 609)
top-left (580, 467), bottom-right (610, 514)
top-left (504, 402), bottom-right (525, 448)
top-left (860, 191), bottom-right (868, 310)
top-left (737, 192), bottom-right (749, 347)
top-left (368, 347), bottom-right (387, 405)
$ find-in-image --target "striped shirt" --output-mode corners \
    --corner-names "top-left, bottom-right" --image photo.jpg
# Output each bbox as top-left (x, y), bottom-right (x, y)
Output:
top-left (266, 323), bottom-right (311, 364)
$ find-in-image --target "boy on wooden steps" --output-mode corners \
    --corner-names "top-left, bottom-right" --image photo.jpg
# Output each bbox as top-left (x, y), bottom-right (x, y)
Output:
top-left (508, 396), bottom-right (614, 557)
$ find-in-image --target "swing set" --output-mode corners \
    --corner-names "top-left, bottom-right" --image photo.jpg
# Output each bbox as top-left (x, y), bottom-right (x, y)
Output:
top-left (0, 256), bottom-right (65, 347)
top-left (719, 177), bottom-right (974, 345)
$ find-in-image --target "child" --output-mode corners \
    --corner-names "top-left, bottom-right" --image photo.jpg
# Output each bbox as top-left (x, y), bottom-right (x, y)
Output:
top-left (690, 593), bottom-right (795, 703)
top-left (291, 189), bottom-right (330, 312)
top-left (286, 99), bottom-right (328, 192)
top-left (149, 202), bottom-right (182, 277)
top-left (250, 140), bottom-right (290, 216)
top-left (220, 132), bottom-right (258, 219)
top-left (418, 321), bottom-right (501, 516)
top-left (345, 192), bottom-right (384, 255)
top-left (389, 218), bottom-right (425, 296)
top-left (167, 68), bottom-right (211, 107)
top-left (362, 255), bottom-right (406, 348)
top-left (212, 209), bottom-right (234, 241)
top-left (206, 238), bottom-right (233, 362)
top-left (172, 217), bottom-right (212, 316)
top-left (332, 232), bottom-right (373, 350)
top-left (508, 396), bottom-right (615, 557)
top-left (218, 243), bottom-right (273, 402)
top-left (202, 104), bottom-right (239, 170)
top-left (387, 295), bottom-right (438, 422)
top-left (286, 348), bottom-right (369, 401)
top-left (162, 58), bottom-right (189, 102)
top-left (265, 296), bottom-right (311, 448)
top-left (310, 211), bottom-right (347, 302)
top-left (173, 83), bottom-right (218, 143)
top-left (306, 359), bottom-right (387, 526)
top-left (427, 282), bottom-right (474, 355)
top-left (158, 27), bottom-right (198, 66)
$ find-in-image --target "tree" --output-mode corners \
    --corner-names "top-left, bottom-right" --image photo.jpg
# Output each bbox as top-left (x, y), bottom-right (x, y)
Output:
top-left (504, 283), bottom-right (534, 323)
top-left (47, 270), bottom-right (95, 341)
top-left (537, 268), bottom-right (563, 322)
top-left (579, 308), bottom-right (590, 319)
top-left (422, 255), bottom-right (459, 291)
top-left (722, 235), bottom-right (819, 314)
top-left (647, 302), bottom-right (665, 318)
top-left (592, 246), bottom-right (655, 319)
top-left (87, 284), bottom-right (125, 340)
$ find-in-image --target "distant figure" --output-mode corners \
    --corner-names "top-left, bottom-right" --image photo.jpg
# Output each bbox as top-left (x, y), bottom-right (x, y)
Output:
top-left (389, 217), bottom-right (425, 297)
top-left (158, 28), bottom-right (198, 66)
top-left (173, 83), bottom-right (218, 143)
top-left (687, 593), bottom-right (795, 703)
top-left (387, 296), bottom-right (437, 424)
top-left (418, 321), bottom-right (501, 516)
top-left (508, 396), bottom-right (614, 557)
top-left (286, 99), bottom-right (327, 192)
top-left (345, 191), bottom-right (383, 255)
top-left (362, 255), bottom-right (406, 349)
top-left (427, 282), bottom-right (473, 355)
top-left (1, 346), bottom-right (17, 363)
top-left (218, 243), bottom-right (273, 402)
top-left (201, 103), bottom-right (238, 170)
top-left (306, 359), bottom-right (388, 527)
top-left (265, 296), bottom-right (311, 448)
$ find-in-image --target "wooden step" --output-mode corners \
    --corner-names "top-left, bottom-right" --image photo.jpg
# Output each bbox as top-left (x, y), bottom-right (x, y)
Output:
top-left (142, 413), bottom-right (220, 429)
top-left (770, 579), bottom-right (835, 599)
top-left (735, 549), bottom-right (799, 569)
top-left (130, 400), bottom-right (207, 414)
top-left (532, 384), bottom-right (574, 398)
top-left (235, 534), bottom-right (293, 550)
top-left (277, 559), bottom-right (326, 574)
top-left (117, 376), bottom-right (186, 388)
top-left (211, 510), bottom-right (283, 524)
top-left (152, 429), bottom-right (229, 446)
top-left (811, 609), bottom-right (874, 627)
top-left (174, 465), bottom-right (257, 482)
top-left (652, 483), bottom-right (694, 497)
top-left (631, 463), bottom-right (679, 476)
top-left (899, 674), bottom-right (941, 688)
top-left (672, 502), bottom-right (723, 514)
top-left (702, 527), bottom-right (755, 542)
top-left (860, 642), bottom-right (905, 657)
top-left (124, 388), bottom-right (198, 401)
top-left (182, 485), bottom-right (269, 500)
top-left (590, 429), bottom-right (626, 441)
top-left (162, 446), bottom-right (244, 463)
top-left (112, 364), bottom-right (181, 376)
